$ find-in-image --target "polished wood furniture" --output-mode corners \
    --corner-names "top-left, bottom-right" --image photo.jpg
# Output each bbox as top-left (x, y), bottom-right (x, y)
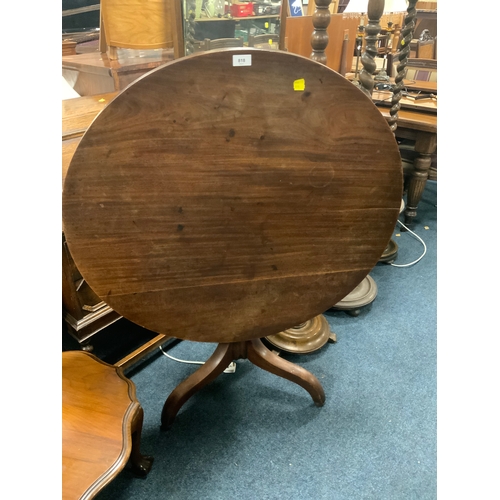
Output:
top-left (416, 1), bottom-right (437, 9)
top-left (63, 93), bottom-right (121, 346)
top-left (62, 350), bottom-right (153, 499)
top-left (285, 14), bottom-right (359, 73)
top-left (62, 49), bottom-right (174, 96)
top-left (307, 0), bottom-right (339, 15)
top-left (413, 7), bottom-right (437, 39)
top-left (63, 93), bottom-right (118, 184)
top-left (63, 40), bottom-right (78, 56)
top-left (63, 49), bottom-right (403, 430)
top-left (404, 58), bottom-right (437, 82)
top-left (99, 0), bottom-right (174, 60)
top-left (63, 93), bottom-right (172, 363)
top-left (411, 38), bottom-right (435, 58)
top-left (62, 231), bottom-right (121, 346)
top-left (380, 107), bottom-right (437, 226)
top-left (283, 12), bottom-right (405, 74)
top-left (373, 81), bottom-right (437, 114)
top-left (388, 55), bottom-right (437, 83)
top-left (382, 0), bottom-right (436, 228)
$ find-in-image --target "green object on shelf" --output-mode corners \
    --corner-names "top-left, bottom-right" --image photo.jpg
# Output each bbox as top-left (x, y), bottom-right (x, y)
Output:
top-left (235, 29), bottom-right (249, 43)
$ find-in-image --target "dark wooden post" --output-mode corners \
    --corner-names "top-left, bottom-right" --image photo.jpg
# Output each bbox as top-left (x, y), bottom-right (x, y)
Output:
top-left (387, 0), bottom-right (418, 132)
top-left (358, 0), bottom-right (385, 98)
top-left (310, 0), bottom-right (332, 64)
top-left (183, 0), bottom-right (197, 56)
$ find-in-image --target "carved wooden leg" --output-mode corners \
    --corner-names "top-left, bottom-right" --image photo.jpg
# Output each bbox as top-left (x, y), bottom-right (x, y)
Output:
top-left (129, 405), bottom-right (154, 477)
top-left (160, 343), bottom-right (235, 430)
top-left (161, 339), bottom-right (326, 429)
top-left (404, 132), bottom-right (437, 227)
top-left (247, 338), bottom-right (325, 407)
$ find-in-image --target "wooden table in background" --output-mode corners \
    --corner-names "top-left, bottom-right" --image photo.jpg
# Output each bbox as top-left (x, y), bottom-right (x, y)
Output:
top-left (390, 108), bottom-right (436, 227)
top-left (377, 96), bottom-right (437, 227)
top-left (401, 79), bottom-right (437, 94)
top-left (63, 92), bottom-right (119, 185)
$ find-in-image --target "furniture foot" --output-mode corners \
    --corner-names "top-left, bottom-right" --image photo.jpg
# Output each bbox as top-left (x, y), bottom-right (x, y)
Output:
top-left (160, 339), bottom-right (325, 429)
top-left (160, 343), bottom-right (236, 430)
top-left (346, 308), bottom-right (361, 317)
top-left (404, 133), bottom-right (437, 227)
top-left (247, 338), bottom-right (325, 407)
top-left (129, 406), bottom-right (154, 477)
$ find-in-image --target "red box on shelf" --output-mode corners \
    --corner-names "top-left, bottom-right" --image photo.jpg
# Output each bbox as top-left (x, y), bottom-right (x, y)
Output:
top-left (230, 2), bottom-right (254, 17)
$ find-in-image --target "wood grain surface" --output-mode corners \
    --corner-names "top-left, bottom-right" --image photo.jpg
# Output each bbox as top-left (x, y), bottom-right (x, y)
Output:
top-left (62, 351), bottom-right (138, 500)
top-left (62, 49), bottom-right (403, 344)
top-left (63, 93), bottom-right (119, 186)
top-left (101, 0), bottom-right (173, 50)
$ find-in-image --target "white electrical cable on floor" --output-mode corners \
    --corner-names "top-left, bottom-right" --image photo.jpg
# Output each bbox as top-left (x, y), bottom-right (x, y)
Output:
top-left (159, 345), bottom-right (236, 373)
top-left (390, 219), bottom-right (427, 268)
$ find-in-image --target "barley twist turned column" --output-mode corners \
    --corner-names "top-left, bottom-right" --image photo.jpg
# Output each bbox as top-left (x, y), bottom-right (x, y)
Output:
top-left (358, 0), bottom-right (385, 98)
top-left (387, 0), bottom-right (418, 132)
top-left (310, 0), bottom-right (332, 64)
top-left (184, 0), bottom-right (197, 55)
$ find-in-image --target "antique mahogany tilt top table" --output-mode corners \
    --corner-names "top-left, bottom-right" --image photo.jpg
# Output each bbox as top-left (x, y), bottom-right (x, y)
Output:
top-left (62, 49), bottom-right (403, 429)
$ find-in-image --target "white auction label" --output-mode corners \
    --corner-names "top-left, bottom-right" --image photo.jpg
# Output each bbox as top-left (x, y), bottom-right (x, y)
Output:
top-left (232, 54), bottom-right (252, 67)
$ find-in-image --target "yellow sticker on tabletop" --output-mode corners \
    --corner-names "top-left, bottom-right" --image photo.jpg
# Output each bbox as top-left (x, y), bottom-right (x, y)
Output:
top-left (265, 22), bottom-right (269, 28)
top-left (293, 78), bottom-right (305, 91)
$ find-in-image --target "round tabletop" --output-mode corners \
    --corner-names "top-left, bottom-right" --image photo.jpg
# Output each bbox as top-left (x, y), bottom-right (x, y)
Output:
top-left (62, 49), bottom-right (403, 344)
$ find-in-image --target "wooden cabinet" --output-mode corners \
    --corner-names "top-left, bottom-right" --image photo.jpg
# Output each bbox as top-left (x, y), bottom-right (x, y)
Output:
top-left (62, 232), bottom-right (122, 346)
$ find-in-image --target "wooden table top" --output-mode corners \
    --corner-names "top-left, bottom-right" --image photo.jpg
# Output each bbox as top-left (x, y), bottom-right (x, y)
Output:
top-left (401, 79), bottom-right (437, 93)
top-left (380, 106), bottom-right (437, 134)
top-left (62, 49), bottom-right (403, 344)
top-left (63, 93), bottom-right (119, 140)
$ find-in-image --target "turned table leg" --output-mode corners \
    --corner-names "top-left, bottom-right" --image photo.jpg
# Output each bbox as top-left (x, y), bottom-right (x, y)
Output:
top-left (404, 132), bottom-right (437, 227)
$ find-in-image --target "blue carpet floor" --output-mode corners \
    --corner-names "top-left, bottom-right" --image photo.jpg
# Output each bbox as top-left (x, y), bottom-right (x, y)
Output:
top-left (95, 181), bottom-right (437, 500)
